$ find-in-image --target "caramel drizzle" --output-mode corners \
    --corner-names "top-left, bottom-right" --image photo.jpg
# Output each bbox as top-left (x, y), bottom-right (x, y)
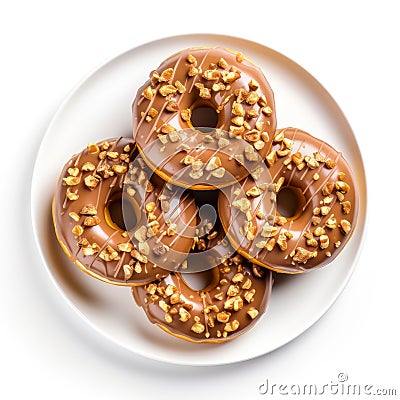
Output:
top-left (187, 48), bottom-right (212, 94)
top-left (201, 292), bottom-right (210, 338)
top-left (135, 85), bottom-right (162, 134)
top-left (61, 151), bottom-right (84, 213)
top-left (143, 102), bottom-right (168, 144)
top-left (112, 251), bottom-right (130, 279)
top-left (169, 52), bottom-right (185, 83)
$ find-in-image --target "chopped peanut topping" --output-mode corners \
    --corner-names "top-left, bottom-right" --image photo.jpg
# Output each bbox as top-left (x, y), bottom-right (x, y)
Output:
top-left (63, 176), bottom-right (80, 186)
top-left (142, 85), bottom-right (155, 100)
top-left (261, 106), bottom-right (273, 116)
top-left (217, 311), bottom-right (231, 323)
top-left (322, 182), bottom-right (334, 196)
top-left (72, 225), bottom-right (83, 236)
top-left (112, 165), bottom-right (127, 174)
top-left (83, 216), bottom-right (100, 226)
top-left (174, 80), bottom-right (185, 94)
top-left (292, 247), bottom-right (317, 263)
top-left (224, 320), bottom-right (240, 332)
top-left (244, 145), bottom-right (258, 162)
top-left (203, 69), bottom-right (221, 80)
top-left (191, 319), bottom-right (205, 334)
top-left (336, 181), bottom-right (350, 193)
top-left (87, 143), bottom-right (99, 154)
top-left (148, 107), bottom-right (158, 118)
top-left (340, 219), bottom-right (352, 234)
top-left (246, 91), bottom-right (259, 105)
top-left (221, 70), bottom-right (241, 83)
top-left (319, 235), bottom-right (329, 249)
top-left (180, 108), bottom-right (191, 122)
top-left (165, 101), bottom-right (179, 112)
top-left (99, 245), bottom-right (119, 262)
top-left (187, 54), bottom-right (197, 64)
top-left (123, 264), bottom-right (133, 280)
top-left (236, 52), bottom-right (244, 62)
top-left (212, 82), bottom-right (226, 92)
top-left (82, 162), bottom-right (95, 172)
top-left (248, 79), bottom-right (259, 90)
top-left (179, 307), bottom-right (191, 322)
top-left (194, 83), bottom-right (211, 99)
top-left (159, 85), bottom-right (177, 96)
top-left (68, 167), bottom-right (79, 177)
top-left (247, 308), bottom-right (259, 319)
top-left (84, 175), bottom-right (99, 190)
top-left (188, 65), bottom-right (199, 76)
top-left (244, 289), bottom-right (255, 303)
top-left (342, 201), bottom-right (351, 214)
top-left (159, 68), bottom-right (174, 82)
top-left (205, 156), bottom-right (222, 171)
top-left (117, 242), bottom-right (133, 252)
top-left (266, 150), bottom-right (277, 167)
top-left (325, 158), bottom-right (336, 169)
top-left (161, 124), bottom-right (176, 134)
top-left (218, 57), bottom-right (228, 69)
top-left (325, 216), bottom-right (337, 229)
top-left (314, 227), bottom-right (326, 236)
top-left (246, 186), bottom-right (264, 197)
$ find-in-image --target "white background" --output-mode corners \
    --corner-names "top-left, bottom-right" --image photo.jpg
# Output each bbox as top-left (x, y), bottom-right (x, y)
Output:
top-left (1, 0), bottom-right (399, 399)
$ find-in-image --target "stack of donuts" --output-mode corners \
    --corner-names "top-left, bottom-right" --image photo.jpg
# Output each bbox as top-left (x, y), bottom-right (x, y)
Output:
top-left (53, 46), bottom-right (358, 343)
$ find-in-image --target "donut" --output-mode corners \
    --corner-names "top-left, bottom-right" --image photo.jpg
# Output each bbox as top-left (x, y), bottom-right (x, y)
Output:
top-left (52, 137), bottom-right (198, 286)
top-left (132, 253), bottom-right (273, 343)
top-left (132, 46), bottom-right (276, 190)
top-left (218, 128), bottom-right (359, 273)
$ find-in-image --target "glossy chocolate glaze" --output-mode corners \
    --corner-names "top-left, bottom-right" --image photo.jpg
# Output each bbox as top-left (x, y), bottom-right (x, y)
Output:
top-left (132, 46), bottom-right (276, 189)
top-left (132, 253), bottom-right (273, 343)
top-left (52, 137), bottom-right (198, 286)
top-left (218, 128), bottom-right (359, 273)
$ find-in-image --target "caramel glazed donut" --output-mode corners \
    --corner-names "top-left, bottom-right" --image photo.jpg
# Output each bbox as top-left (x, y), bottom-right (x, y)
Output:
top-left (132, 249), bottom-right (273, 343)
top-left (132, 46), bottom-right (277, 190)
top-left (218, 128), bottom-right (359, 274)
top-left (52, 137), bottom-right (198, 286)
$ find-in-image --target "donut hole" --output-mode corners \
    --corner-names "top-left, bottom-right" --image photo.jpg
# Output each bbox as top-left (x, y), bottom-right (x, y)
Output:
top-left (192, 189), bottom-right (219, 207)
top-left (276, 186), bottom-right (306, 220)
top-left (181, 269), bottom-right (220, 292)
top-left (192, 189), bottom-right (218, 233)
top-left (105, 194), bottom-right (138, 231)
top-left (190, 105), bottom-right (219, 132)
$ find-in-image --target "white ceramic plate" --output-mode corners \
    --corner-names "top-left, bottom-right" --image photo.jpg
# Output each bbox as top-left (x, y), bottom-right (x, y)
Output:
top-left (31, 34), bottom-right (367, 366)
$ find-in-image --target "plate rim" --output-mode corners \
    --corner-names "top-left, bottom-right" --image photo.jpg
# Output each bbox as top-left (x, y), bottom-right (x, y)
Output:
top-left (30, 33), bottom-right (368, 366)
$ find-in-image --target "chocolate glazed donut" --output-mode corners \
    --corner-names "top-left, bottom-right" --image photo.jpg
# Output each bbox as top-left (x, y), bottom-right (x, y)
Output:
top-left (218, 128), bottom-right (359, 273)
top-left (132, 46), bottom-right (276, 190)
top-left (132, 253), bottom-right (273, 343)
top-left (52, 137), bottom-right (198, 286)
